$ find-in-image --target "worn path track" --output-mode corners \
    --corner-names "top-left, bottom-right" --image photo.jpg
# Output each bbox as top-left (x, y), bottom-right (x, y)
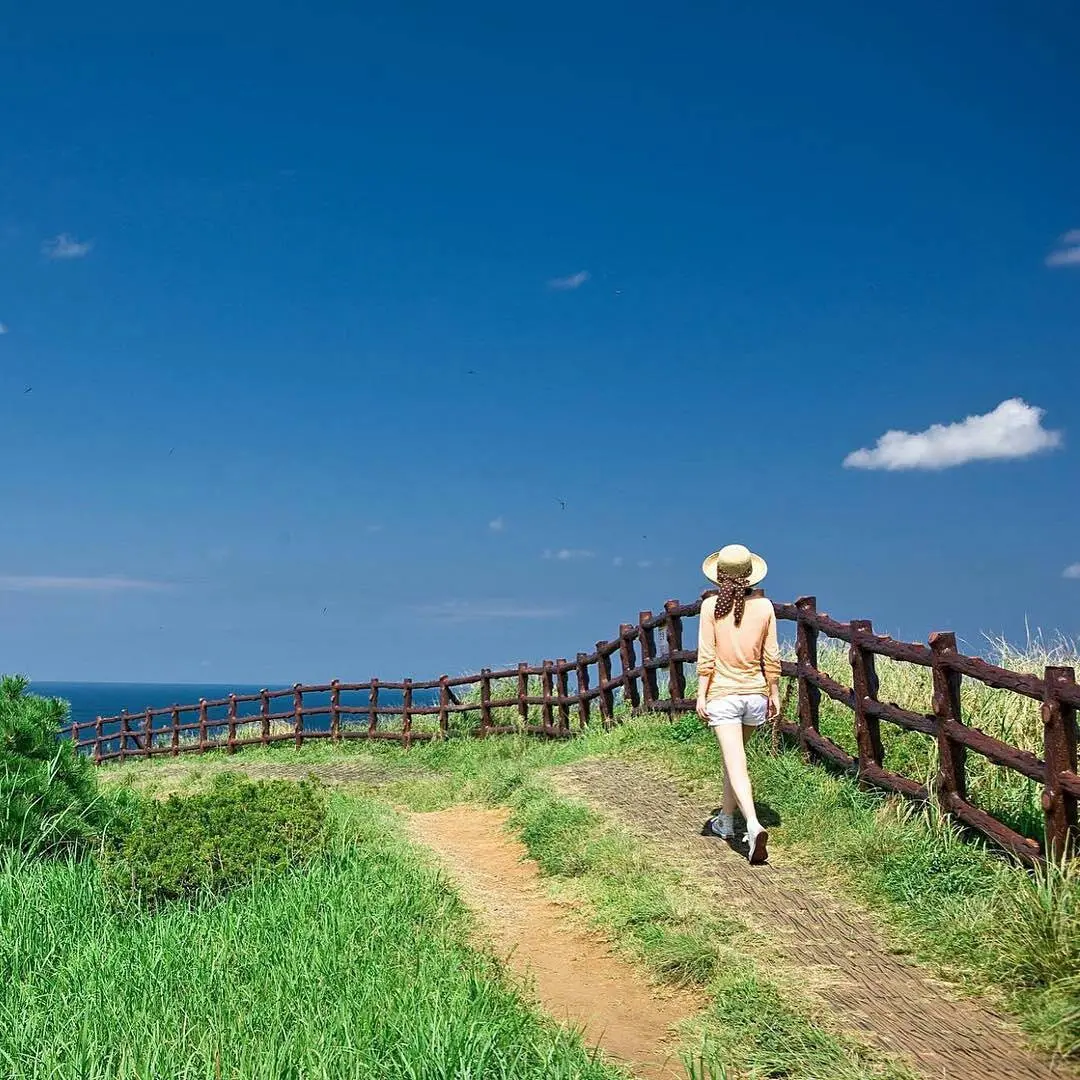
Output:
top-left (548, 756), bottom-right (1070, 1080)
top-left (406, 805), bottom-right (699, 1080)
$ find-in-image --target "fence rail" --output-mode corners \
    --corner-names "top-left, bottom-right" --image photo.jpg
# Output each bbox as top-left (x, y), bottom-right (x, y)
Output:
top-left (62, 590), bottom-right (1079, 863)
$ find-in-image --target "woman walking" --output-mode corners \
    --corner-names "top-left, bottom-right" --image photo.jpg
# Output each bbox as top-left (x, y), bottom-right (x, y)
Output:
top-left (695, 543), bottom-right (781, 864)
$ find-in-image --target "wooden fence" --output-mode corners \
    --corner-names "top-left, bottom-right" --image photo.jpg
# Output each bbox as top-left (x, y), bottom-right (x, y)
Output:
top-left (62, 591), bottom-right (1079, 863)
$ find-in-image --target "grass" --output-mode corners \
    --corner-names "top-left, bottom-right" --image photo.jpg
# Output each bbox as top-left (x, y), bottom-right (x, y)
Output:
top-left (0, 791), bottom-right (628, 1080)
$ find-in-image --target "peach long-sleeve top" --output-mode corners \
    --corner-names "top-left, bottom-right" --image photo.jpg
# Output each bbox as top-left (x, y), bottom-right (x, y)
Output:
top-left (696, 593), bottom-right (782, 701)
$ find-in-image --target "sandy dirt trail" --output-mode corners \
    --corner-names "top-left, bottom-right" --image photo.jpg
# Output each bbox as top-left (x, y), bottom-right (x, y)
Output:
top-left (405, 805), bottom-right (702, 1080)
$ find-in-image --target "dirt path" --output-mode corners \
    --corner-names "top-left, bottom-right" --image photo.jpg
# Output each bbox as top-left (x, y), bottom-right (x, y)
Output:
top-left (548, 756), bottom-right (1071, 1080)
top-left (405, 805), bottom-right (701, 1080)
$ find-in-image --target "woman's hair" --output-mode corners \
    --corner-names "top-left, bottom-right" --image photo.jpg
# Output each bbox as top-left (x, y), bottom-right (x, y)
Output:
top-left (714, 573), bottom-right (751, 627)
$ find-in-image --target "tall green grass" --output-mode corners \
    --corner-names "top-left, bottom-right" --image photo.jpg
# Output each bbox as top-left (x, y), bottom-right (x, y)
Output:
top-left (0, 795), bottom-right (626, 1080)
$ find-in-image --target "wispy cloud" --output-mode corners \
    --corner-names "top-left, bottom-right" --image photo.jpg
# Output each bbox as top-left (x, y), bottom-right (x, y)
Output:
top-left (0, 575), bottom-right (170, 592)
top-left (1064, 564), bottom-right (1080, 580)
top-left (412, 599), bottom-right (570, 622)
top-left (637, 559), bottom-right (654, 568)
top-left (365, 524), bottom-right (383, 534)
top-left (488, 517), bottom-right (505, 532)
top-left (843, 398), bottom-right (1062, 471)
top-left (1046, 229), bottom-right (1080, 267)
top-left (42, 233), bottom-right (93, 260)
top-left (542, 548), bottom-right (595, 561)
top-left (548, 270), bottom-right (590, 291)
top-left (0, 322), bottom-right (7, 335)
top-left (612, 556), bottom-right (624, 567)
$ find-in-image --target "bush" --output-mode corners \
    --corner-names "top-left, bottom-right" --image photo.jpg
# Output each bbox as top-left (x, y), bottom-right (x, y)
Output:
top-left (0, 675), bottom-right (117, 856)
top-left (101, 772), bottom-right (330, 908)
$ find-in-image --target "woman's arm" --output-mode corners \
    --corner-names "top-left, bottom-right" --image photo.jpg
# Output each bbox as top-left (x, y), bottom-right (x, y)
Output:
top-left (695, 597), bottom-right (715, 719)
top-left (762, 607), bottom-right (782, 717)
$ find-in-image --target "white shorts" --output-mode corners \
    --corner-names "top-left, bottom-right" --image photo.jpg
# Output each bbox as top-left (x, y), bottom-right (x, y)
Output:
top-left (704, 694), bottom-right (769, 728)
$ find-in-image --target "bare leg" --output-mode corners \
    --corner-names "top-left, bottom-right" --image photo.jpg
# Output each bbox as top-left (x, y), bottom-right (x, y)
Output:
top-left (713, 724), bottom-right (761, 831)
top-left (720, 724), bottom-right (755, 815)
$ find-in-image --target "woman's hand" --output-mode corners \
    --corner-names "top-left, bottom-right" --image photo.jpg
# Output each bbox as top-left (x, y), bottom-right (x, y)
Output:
top-left (696, 696), bottom-right (710, 722)
top-left (766, 689), bottom-right (781, 720)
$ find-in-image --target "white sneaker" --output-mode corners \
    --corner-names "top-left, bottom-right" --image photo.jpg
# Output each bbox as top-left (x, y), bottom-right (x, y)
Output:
top-left (745, 823), bottom-right (769, 865)
top-left (707, 813), bottom-right (735, 839)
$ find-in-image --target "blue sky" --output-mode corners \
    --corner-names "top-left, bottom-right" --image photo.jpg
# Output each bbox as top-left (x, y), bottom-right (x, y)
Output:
top-left (1, 1), bottom-right (1078, 683)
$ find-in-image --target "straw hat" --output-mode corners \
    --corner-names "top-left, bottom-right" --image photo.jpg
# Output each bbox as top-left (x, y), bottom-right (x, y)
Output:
top-left (701, 543), bottom-right (768, 587)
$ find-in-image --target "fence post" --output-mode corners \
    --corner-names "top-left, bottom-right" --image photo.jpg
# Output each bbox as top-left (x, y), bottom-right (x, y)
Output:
top-left (402, 678), bottom-right (413, 747)
top-left (541, 661), bottom-right (555, 730)
top-left (619, 625), bottom-right (641, 713)
top-left (596, 642), bottom-right (615, 727)
top-left (663, 600), bottom-right (687, 707)
top-left (930, 632), bottom-right (966, 816)
top-left (368, 678), bottom-right (380, 737)
top-left (849, 619), bottom-right (883, 776)
top-left (293, 684), bottom-right (304, 750)
top-left (437, 676), bottom-right (449, 737)
top-left (259, 690), bottom-right (270, 744)
top-left (638, 612), bottom-right (659, 711)
top-left (143, 708), bottom-right (153, 758)
top-left (555, 659), bottom-right (571, 732)
top-left (70, 719), bottom-right (78, 750)
top-left (1042, 666), bottom-right (1079, 859)
top-left (576, 652), bottom-right (591, 729)
top-left (94, 716), bottom-right (103, 765)
top-left (171, 706), bottom-right (180, 756)
top-left (227, 695), bottom-right (238, 754)
top-left (480, 670), bottom-right (492, 735)
top-left (795, 596), bottom-right (820, 762)
top-left (330, 680), bottom-right (341, 742)
top-left (517, 663), bottom-right (529, 729)
top-left (119, 710), bottom-right (129, 764)
top-left (198, 700), bottom-right (208, 753)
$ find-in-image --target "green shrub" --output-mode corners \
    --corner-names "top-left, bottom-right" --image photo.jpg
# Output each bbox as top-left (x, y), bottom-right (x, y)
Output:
top-left (101, 772), bottom-right (330, 908)
top-left (0, 674), bottom-right (117, 856)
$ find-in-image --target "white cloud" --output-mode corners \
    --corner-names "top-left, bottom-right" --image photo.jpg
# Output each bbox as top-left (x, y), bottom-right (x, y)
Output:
top-left (0, 575), bottom-right (169, 592)
top-left (637, 559), bottom-right (654, 568)
top-left (1064, 564), bottom-right (1080, 580)
top-left (548, 270), bottom-right (590, 291)
top-left (0, 322), bottom-right (7, 335)
top-left (488, 517), bottom-right (505, 532)
top-left (612, 556), bottom-right (624, 567)
top-left (1046, 230), bottom-right (1080, 267)
top-left (42, 233), bottom-right (93, 260)
top-left (542, 548), bottom-right (594, 560)
top-left (843, 398), bottom-right (1062, 471)
top-left (413, 600), bottom-right (569, 622)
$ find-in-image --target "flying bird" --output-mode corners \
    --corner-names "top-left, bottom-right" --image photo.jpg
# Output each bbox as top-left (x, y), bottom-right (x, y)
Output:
top-left (24, 387), bottom-right (32, 394)
top-left (556, 498), bottom-right (566, 511)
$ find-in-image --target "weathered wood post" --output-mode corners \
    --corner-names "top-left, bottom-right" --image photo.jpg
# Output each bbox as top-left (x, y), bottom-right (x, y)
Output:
top-left (293, 684), bottom-right (305, 750)
top-left (402, 678), bottom-right (413, 747)
top-left (143, 707), bottom-right (154, 758)
top-left (438, 676), bottom-right (450, 737)
top-left (555, 659), bottom-right (571, 732)
top-left (368, 678), bottom-right (380, 736)
top-left (596, 642), bottom-right (615, 727)
top-left (576, 652), bottom-right (591, 729)
top-left (1042, 665), bottom-right (1079, 859)
top-left (227, 695), bottom-right (238, 754)
top-left (663, 600), bottom-right (687, 707)
top-left (619, 625), bottom-right (641, 713)
top-left (94, 715), bottom-right (103, 765)
top-left (516, 663), bottom-right (529, 728)
top-left (541, 660), bottom-right (555, 730)
top-left (930, 632), bottom-right (966, 817)
top-left (330, 680), bottom-right (341, 742)
top-left (637, 611), bottom-right (659, 712)
top-left (118, 709), bottom-right (130, 764)
top-left (849, 619), bottom-right (884, 777)
top-left (259, 690), bottom-right (270, 745)
top-left (795, 597), bottom-right (821, 762)
top-left (171, 705), bottom-right (181, 756)
top-left (480, 669), bottom-right (492, 736)
top-left (198, 700), bottom-right (209, 754)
